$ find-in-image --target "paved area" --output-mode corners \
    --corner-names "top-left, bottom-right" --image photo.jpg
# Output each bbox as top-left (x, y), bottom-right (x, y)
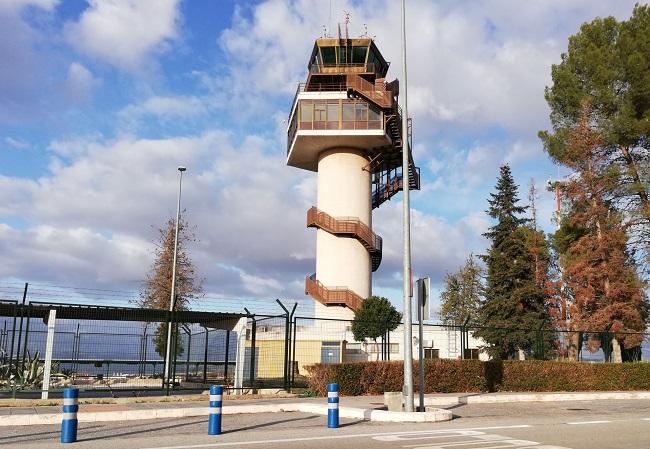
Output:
top-left (2, 399), bottom-right (650, 448)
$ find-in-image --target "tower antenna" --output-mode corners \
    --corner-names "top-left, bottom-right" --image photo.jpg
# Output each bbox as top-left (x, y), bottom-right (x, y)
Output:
top-left (329, 0), bottom-right (332, 38)
top-left (344, 11), bottom-right (350, 40)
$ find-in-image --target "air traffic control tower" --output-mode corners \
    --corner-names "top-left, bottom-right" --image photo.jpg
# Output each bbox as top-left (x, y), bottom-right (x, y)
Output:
top-left (287, 37), bottom-right (420, 319)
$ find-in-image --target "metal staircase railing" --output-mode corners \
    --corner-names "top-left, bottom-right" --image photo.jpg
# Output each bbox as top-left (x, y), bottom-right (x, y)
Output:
top-left (306, 207), bottom-right (382, 272)
top-left (305, 274), bottom-right (364, 311)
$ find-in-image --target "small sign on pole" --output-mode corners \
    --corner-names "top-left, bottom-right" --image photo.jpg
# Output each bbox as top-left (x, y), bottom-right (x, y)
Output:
top-left (416, 277), bottom-right (430, 412)
top-left (417, 277), bottom-right (430, 320)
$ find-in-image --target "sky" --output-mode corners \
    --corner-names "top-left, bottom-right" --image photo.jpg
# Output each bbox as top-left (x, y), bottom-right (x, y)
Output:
top-left (0, 0), bottom-right (646, 317)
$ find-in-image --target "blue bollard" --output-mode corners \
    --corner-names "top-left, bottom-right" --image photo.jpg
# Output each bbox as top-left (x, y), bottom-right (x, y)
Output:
top-left (327, 383), bottom-right (339, 428)
top-left (61, 388), bottom-right (79, 443)
top-left (208, 385), bottom-right (223, 435)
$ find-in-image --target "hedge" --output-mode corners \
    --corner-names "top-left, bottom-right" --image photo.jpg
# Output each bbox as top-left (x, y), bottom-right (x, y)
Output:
top-left (305, 359), bottom-right (650, 396)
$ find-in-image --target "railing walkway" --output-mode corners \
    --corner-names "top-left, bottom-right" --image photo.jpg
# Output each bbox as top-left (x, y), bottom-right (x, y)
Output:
top-left (305, 274), bottom-right (364, 311)
top-left (306, 207), bottom-right (382, 272)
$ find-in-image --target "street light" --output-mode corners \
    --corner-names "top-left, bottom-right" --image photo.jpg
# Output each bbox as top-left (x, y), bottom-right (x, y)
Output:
top-left (400, 0), bottom-right (415, 413)
top-left (163, 165), bottom-right (186, 390)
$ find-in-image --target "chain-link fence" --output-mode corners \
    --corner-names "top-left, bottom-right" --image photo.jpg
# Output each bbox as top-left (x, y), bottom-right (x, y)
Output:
top-left (2, 295), bottom-right (649, 398)
top-left (0, 301), bottom-right (292, 398)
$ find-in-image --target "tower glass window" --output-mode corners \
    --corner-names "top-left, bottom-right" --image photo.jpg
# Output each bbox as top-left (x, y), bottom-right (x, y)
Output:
top-left (321, 47), bottom-right (336, 65)
top-left (352, 46), bottom-right (368, 64)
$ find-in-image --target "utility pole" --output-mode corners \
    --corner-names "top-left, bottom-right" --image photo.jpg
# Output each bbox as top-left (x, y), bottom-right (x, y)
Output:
top-left (400, 0), bottom-right (414, 413)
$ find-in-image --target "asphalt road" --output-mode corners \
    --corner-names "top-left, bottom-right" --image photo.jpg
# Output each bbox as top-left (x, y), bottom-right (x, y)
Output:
top-left (2, 400), bottom-right (650, 448)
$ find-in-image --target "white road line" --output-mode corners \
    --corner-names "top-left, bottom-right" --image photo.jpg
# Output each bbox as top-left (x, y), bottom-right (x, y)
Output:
top-left (139, 425), bottom-right (532, 449)
top-left (566, 420), bottom-right (611, 425)
top-left (641, 418), bottom-right (650, 421)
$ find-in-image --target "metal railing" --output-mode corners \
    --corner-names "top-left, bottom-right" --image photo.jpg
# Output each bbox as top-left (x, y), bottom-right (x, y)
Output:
top-left (304, 274), bottom-right (364, 311)
top-left (306, 207), bottom-right (382, 271)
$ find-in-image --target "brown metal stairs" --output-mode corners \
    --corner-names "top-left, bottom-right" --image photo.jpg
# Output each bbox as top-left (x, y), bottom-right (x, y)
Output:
top-left (304, 207), bottom-right (383, 311)
top-left (344, 74), bottom-right (421, 209)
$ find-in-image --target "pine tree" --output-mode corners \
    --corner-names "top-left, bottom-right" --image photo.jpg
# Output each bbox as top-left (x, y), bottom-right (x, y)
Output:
top-left (139, 215), bottom-right (204, 356)
top-left (540, 5), bottom-right (650, 275)
top-left (440, 255), bottom-right (483, 326)
top-left (554, 105), bottom-right (647, 360)
top-left (476, 165), bottom-right (549, 359)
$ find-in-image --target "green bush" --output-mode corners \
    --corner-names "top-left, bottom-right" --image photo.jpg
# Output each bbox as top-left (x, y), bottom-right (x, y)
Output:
top-left (305, 360), bottom-right (650, 395)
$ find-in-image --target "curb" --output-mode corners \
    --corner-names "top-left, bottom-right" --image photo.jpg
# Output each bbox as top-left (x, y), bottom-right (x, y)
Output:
top-left (424, 391), bottom-right (650, 406)
top-left (0, 403), bottom-right (453, 427)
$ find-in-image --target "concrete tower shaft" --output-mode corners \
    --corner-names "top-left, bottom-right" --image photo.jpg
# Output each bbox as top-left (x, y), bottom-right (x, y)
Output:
top-left (316, 149), bottom-right (372, 302)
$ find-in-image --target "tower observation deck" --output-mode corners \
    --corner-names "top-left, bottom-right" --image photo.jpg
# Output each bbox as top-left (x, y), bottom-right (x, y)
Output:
top-left (287, 37), bottom-right (420, 318)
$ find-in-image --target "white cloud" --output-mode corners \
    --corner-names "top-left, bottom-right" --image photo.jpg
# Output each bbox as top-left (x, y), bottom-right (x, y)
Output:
top-left (119, 95), bottom-right (210, 124)
top-left (3, 137), bottom-right (30, 150)
top-left (65, 62), bottom-right (97, 104)
top-left (64, 0), bottom-right (180, 71)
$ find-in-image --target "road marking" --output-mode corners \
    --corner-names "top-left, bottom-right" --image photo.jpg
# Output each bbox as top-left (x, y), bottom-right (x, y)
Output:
top-left (140, 425), bottom-right (532, 449)
top-left (566, 420), bottom-right (610, 425)
top-left (376, 429), bottom-right (571, 449)
top-left (641, 418), bottom-right (650, 421)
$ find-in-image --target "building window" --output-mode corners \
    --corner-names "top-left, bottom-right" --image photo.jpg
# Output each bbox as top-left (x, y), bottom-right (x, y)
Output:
top-left (355, 103), bottom-right (368, 121)
top-left (352, 46), bottom-right (368, 64)
top-left (342, 102), bottom-right (355, 121)
top-left (464, 348), bottom-right (480, 360)
top-left (314, 104), bottom-right (327, 122)
top-left (424, 348), bottom-right (439, 359)
top-left (321, 46), bottom-right (336, 65)
top-left (300, 102), bottom-right (313, 122)
top-left (327, 103), bottom-right (339, 121)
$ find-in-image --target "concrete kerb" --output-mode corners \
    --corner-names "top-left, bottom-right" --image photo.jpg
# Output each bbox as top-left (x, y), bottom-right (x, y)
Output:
top-left (0, 402), bottom-right (452, 427)
top-left (4, 391), bottom-right (650, 427)
top-left (423, 391), bottom-right (650, 407)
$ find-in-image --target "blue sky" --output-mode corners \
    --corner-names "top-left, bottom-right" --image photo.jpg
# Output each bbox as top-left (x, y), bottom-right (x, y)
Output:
top-left (0, 0), bottom-right (646, 317)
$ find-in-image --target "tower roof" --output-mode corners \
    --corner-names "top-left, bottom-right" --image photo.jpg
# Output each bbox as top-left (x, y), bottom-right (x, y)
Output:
top-left (307, 38), bottom-right (389, 80)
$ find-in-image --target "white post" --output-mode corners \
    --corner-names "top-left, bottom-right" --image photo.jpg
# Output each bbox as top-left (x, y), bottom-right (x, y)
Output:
top-left (41, 309), bottom-right (57, 400)
top-left (400, 0), bottom-right (414, 412)
top-left (233, 317), bottom-right (247, 392)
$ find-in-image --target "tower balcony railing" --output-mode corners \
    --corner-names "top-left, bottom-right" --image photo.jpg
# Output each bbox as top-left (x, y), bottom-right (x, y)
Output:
top-left (306, 206), bottom-right (382, 271)
top-left (305, 274), bottom-right (364, 311)
top-left (287, 96), bottom-right (385, 155)
top-left (308, 62), bottom-right (379, 75)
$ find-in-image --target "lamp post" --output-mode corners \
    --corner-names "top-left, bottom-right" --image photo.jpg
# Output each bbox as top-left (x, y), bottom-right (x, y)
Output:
top-left (400, 0), bottom-right (414, 412)
top-left (164, 166), bottom-right (186, 390)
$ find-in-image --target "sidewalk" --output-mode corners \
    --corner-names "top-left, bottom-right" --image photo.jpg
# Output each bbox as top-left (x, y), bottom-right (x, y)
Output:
top-left (2, 390), bottom-right (650, 426)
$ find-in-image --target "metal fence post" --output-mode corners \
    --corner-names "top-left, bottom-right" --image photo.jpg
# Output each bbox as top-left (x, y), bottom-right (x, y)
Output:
top-left (21, 302), bottom-right (32, 370)
top-left (15, 283), bottom-right (28, 371)
top-left (249, 320), bottom-right (256, 389)
top-left (291, 318), bottom-right (297, 389)
top-left (41, 309), bottom-right (57, 399)
top-left (202, 327), bottom-right (209, 384)
top-left (275, 300), bottom-right (290, 391)
top-left (208, 385), bottom-right (223, 435)
top-left (7, 301), bottom-right (17, 374)
top-left (185, 327), bottom-right (192, 381)
top-left (61, 387), bottom-right (79, 443)
top-left (223, 330), bottom-right (230, 384)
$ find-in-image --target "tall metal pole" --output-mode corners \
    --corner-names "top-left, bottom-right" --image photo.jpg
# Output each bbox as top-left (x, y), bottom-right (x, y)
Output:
top-left (164, 166), bottom-right (186, 388)
top-left (400, 0), bottom-right (414, 412)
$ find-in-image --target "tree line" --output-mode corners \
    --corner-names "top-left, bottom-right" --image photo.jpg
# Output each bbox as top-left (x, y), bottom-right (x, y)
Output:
top-left (440, 4), bottom-right (650, 361)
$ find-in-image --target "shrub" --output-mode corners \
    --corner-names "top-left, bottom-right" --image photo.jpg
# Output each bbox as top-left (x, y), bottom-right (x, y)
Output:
top-left (306, 360), bottom-right (650, 395)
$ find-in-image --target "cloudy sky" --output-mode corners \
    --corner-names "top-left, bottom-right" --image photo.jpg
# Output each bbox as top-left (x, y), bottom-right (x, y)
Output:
top-left (0, 0), bottom-right (646, 316)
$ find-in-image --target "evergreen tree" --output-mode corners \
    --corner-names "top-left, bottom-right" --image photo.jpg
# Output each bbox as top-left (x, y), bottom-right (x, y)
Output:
top-left (540, 5), bottom-right (650, 274)
top-left (440, 255), bottom-right (483, 326)
top-left (553, 106), bottom-right (647, 360)
top-left (139, 216), bottom-right (204, 357)
top-left (476, 165), bottom-right (549, 359)
top-left (352, 296), bottom-right (401, 360)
